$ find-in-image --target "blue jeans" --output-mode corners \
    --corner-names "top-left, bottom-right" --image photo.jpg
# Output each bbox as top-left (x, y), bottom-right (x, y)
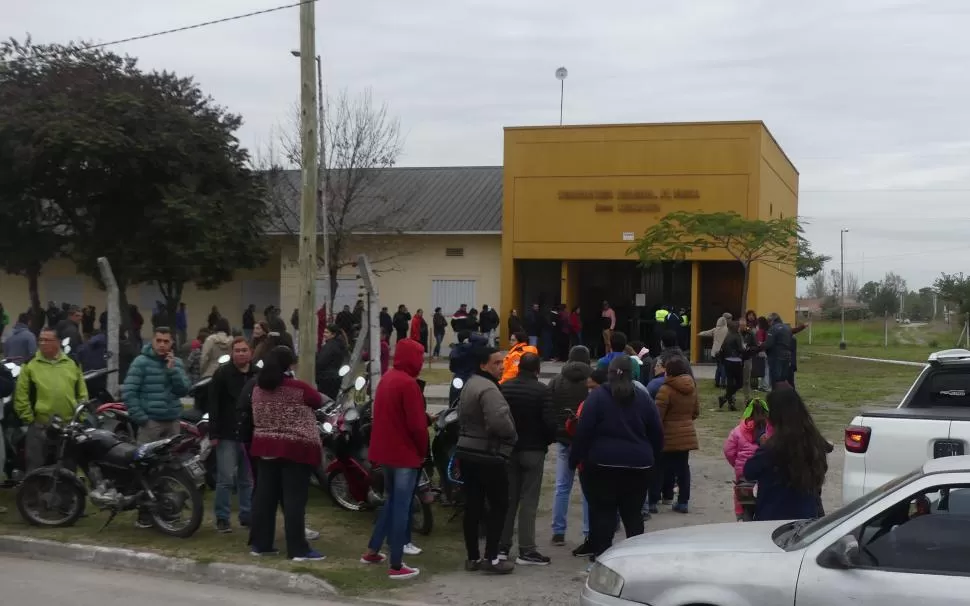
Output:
top-left (552, 443), bottom-right (589, 538)
top-left (528, 336), bottom-right (539, 347)
top-left (214, 440), bottom-right (253, 523)
top-left (367, 466), bottom-right (419, 567)
top-left (433, 332), bottom-right (445, 357)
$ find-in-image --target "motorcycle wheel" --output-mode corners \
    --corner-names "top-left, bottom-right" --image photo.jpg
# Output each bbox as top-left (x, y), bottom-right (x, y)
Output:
top-left (327, 470), bottom-right (365, 511)
top-left (411, 495), bottom-right (433, 536)
top-left (16, 472), bottom-right (86, 528)
top-left (148, 469), bottom-right (204, 538)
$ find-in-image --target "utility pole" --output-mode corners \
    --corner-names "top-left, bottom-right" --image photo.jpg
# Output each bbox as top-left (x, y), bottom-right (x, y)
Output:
top-left (296, 1), bottom-right (318, 381)
top-left (839, 228), bottom-right (848, 350)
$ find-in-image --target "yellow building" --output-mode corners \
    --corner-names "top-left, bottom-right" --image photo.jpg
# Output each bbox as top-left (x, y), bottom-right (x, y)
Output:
top-left (501, 121), bottom-right (798, 358)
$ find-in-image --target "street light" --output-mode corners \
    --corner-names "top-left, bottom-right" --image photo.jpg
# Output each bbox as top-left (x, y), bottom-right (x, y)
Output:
top-left (839, 228), bottom-right (849, 350)
top-left (291, 49), bottom-right (330, 322)
top-left (555, 67), bottom-right (568, 126)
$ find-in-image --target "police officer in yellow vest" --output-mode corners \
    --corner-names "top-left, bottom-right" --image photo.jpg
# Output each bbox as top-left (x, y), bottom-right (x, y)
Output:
top-left (679, 308), bottom-right (690, 352)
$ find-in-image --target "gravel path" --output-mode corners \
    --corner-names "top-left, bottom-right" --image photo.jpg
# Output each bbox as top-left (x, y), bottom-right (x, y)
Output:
top-left (390, 445), bottom-right (846, 606)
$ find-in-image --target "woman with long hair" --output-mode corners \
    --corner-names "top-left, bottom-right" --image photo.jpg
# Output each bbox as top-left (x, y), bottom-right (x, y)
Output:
top-left (717, 320), bottom-right (745, 411)
top-left (569, 356), bottom-right (663, 562)
top-left (248, 346), bottom-right (324, 560)
top-left (315, 324), bottom-right (348, 399)
top-left (251, 320), bottom-right (269, 351)
top-left (743, 387), bottom-right (829, 521)
top-left (651, 356), bottom-right (699, 514)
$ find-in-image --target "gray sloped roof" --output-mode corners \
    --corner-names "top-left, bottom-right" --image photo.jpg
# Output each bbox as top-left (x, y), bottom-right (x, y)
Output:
top-left (264, 166), bottom-right (503, 235)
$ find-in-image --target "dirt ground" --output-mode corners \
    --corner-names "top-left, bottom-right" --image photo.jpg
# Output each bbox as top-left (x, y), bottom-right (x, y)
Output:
top-left (388, 445), bottom-right (846, 606)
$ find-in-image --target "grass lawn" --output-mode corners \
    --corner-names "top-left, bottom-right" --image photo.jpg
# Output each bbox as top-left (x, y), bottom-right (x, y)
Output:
top-left (692, 349), bottom-right (923, 453)
top-left (804, 319), bottom-right (959, 350)
top-left (0, 487), bottom-right (467, 595)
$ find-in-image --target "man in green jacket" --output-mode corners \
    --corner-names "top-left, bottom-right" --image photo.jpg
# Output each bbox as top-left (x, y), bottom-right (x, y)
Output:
top-left (123, 327), bottom-right (191, 444)
top-left (14, 328), bottom-right (88, 471)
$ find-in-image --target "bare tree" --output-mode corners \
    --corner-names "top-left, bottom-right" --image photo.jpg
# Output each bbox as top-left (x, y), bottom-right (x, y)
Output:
top-left (844, 271), bottom-right (860, 298)
top-left (261, 89), bottom-right (420, 305)
top-left (807, 271), bottom-right (828, 299)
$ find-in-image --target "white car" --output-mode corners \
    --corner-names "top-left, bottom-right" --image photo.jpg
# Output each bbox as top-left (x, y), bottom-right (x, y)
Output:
top-left (583, 455), bottom-right (970, 606)
top-left (843, 348), bottom-right (970, 504)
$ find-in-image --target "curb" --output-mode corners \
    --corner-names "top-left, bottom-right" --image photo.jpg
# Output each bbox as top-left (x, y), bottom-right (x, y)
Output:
top-left (0, 535), bottom-right (337, 597)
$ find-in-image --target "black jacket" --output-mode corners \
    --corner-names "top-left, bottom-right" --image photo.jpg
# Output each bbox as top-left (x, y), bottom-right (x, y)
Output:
top-left (208, 362), bottom-right (256, 440)
top-left (380, 311), bottom-right (393, 336)
top-left (432, 312), bottom-right (447, 334)
top-left (548, 361), bottom-right (592, 444)
top-left (508, 314), bottom-right (523, 335)
top-left (499, 374), bottom-right (556, 451)
top-left (393, 311), bottom-right (411, 336)
top-left (765, 321), bottom-right (794, 361)
top-left (316, 338), bottom-right (348, 398)
top-left (336, 310), bottom-right (355, 336)
top-left (480, 309), bottom-right (499, 333)
top-left (236, 376), bottom-right (258, 444)
top-left (242, 309), bottom-right (255, 330)
top-left (719, 332), bottom-right (745, 360)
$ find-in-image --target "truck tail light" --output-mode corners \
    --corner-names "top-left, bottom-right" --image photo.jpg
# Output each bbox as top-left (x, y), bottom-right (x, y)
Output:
top-left (845, 425), bottom-right (872, 454)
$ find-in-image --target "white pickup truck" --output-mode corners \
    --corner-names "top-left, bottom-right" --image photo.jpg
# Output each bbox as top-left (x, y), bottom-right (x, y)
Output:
top-left (843, 348), bottom-right (970, 504)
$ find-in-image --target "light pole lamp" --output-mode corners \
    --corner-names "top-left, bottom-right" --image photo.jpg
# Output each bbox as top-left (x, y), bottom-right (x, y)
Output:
top-left (839, 228), bottom-right (849, 350)
top-left (291, 50), bottom-right (330, 322)
top-left (555, 67), bottom-right (567, 126)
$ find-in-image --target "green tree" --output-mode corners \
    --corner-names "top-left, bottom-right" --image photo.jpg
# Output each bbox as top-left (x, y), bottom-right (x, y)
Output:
top-left (0, 39), bottom-right (267, 334)
top-left (796, 240), bottom-right (831, 279)
top-left (869, 283), bottom-right (899, 317)
top-left (857, 281), bottom-right (880, 305)
top-left (935, 273), bottom-right (970, 316)
top-left (628, 210), bottom-right (811, 312)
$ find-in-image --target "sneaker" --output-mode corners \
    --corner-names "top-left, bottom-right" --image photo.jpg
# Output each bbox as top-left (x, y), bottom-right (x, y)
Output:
top-left (250, 548), bottom-right (279, 557)
top-left (464, 559), bottom-right (481, 572)
top-left (388, 565), bottom-right (420, 580)
top-left (641, 510), bottom-right (652, 521)
top-left (291, 550), bottom-right (326, 562)
top-left (497, 547), bottom-right (510, 562)
top-left (403, 542), bottom-right (423, 556)
top-left (216, 519), bottom-right (232, 534)
top-left (0, 506), bottom-right (7, 514)
top-left (304, 526), bottom-right (320, 541)
top-left (551, 534), bottom-right (565, 546)
top-left (672, 503), bottom-right (689, 514)
top-left (515, 551), bottom-right (551, 566)
top-left (571, 541), bottom-right (594, 558)
top-left (481, 558), bottom-right (515, 574)
top-left (360, 552), bottom-right (387, 565)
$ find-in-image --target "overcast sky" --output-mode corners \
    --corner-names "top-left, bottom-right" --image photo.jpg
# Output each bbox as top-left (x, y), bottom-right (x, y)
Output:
top-left (9, 0), bottom-right (970, 292)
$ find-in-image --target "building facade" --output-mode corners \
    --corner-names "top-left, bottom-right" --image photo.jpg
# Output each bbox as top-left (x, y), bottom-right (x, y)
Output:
top-left (501, 121), bottom-right (798, 357)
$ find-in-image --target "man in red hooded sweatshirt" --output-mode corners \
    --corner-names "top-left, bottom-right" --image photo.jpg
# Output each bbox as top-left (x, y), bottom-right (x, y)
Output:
top-left (360, 338), bottom-right (429, 580)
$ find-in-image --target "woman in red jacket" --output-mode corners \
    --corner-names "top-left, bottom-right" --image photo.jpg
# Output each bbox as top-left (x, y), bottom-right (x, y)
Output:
top-left (361, 338), bottom-right (429, 580)
top-left (409, 309), bottom-right (429, 352)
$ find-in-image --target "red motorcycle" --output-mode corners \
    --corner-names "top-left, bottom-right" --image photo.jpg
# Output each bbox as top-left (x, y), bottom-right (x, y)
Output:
top-left (324, 402), bottom-right (434, 536)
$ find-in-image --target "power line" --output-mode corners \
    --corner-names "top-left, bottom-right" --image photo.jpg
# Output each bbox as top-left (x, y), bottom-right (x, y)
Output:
top-left (839, 243), bottom-right (970, 264)
top-left (802, 188), bottom-right (970, 193)
top-left (80, 0), bottom-right (318, 50)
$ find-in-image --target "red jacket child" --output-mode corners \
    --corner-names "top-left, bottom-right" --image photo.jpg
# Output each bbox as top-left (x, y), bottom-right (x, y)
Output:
top-left (368, 338), bottom-right (429, 469)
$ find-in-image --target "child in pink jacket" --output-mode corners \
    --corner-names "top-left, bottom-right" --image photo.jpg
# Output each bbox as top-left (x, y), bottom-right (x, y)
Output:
top-left (723, 398), bottom-right (772, 520)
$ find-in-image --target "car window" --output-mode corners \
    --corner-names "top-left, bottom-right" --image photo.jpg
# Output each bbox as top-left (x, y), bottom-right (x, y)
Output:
top-left (782, 469), bottom-right (922, 551)
top-left (910, 369), bottom-right (970, 408)
top-left (859, 485), bottom-right (970, 575)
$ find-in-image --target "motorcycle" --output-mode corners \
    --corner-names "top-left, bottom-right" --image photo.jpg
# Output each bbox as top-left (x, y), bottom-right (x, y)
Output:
top-left (15, 401), bottom-right (206, 537)
top-left (431, 376), bottom-right (465, 506)
top-left (323, 372), bottom-right (434, 535)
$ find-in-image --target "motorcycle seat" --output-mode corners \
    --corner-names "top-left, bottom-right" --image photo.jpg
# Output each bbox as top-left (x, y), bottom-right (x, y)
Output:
top-left (180, 409), bottom-right (204, 423)
top-left (134, 437), bottom-right (179, 461)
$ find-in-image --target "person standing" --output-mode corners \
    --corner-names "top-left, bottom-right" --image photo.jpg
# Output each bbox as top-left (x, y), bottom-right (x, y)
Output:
top-left (456, 347), bottom-right (517, 574)
top-left (650, 357), bottom-right (699, 514)
top-left (450, 304), bottom-right (469, 335)
top-left (409, 309), bottom-right (429, 353)
top-left (248, 346), bottom-right (325, 561)
top-left (699, 314), bottom-right (730, 387)
top-left (315, 324), bottom-right (348, 400)
top-left (569, 356), bottom-right (662, 562)
top-left (717, 320), bottom-right (745, 411)
top-left (508, 309), bottom-right (523, 340)
top-left (393, 305), bottom-right (411, 343)
top-left (498, 353), bottom-right (556, 565)
top-left (200, 318), bottom-right (233, 380)
top-left (55, 305), bottom-right (84, 358)
top-left (432, 308), bottom-right (447, 358)
top-left (81, 305), bottom-right (95, 340)
top-left (548, 346), bottom-right (593, 551)
top-left (524, 303), bottom-right (540, 348)
top-left (14, 328), bottom-right (88, 471)
top-left (207, 306), bottom-right (222, 331)
top-left (740, 317), bottom-right (759, 401)
top-left (500, 332), bottom-right (538, 384)
top-left (569, 306), bottom-right (583, 348)
top-left (4, 313), bottom-right (37, 361)
top-left (242, 304), bottom-right (256, 341)
top-left (176, 303), bottom-right (188, 349)
top-left (380, 307), bottom-right (394, 341)
top-left (122, 327), bottom-right (190, 527)
top-left (361, 338), bottom-right (428, 580)
top-left (763, 313), bottom-right (794, 390)
top-left (480, 305), bottom-right (499, 347)
top-left (208, 337), bottom-right (256, 533)
top-left (600, 301), bottom-right (616, 357)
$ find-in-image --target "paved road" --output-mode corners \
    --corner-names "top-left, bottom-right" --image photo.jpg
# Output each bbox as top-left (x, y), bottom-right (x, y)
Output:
top-left (0, 555), bottom-right (352, 606)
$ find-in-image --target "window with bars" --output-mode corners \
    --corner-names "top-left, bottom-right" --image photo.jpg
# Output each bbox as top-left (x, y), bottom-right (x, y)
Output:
top-left (431, 279), bottom-right (476, 315)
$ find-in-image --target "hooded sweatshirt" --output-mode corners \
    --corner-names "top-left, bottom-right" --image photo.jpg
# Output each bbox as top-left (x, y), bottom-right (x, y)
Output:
top-left (4, 323), bottom-right (37, 361)
top-left (699, 316), bottom-right (729, 356)
top-left (724, 418), bottom-right (774, 478)
top-left (549, 361), bottom-right (592, 444)
top-left (200, 331), bottom-right (233, 379)
top-left (368, 338), bottom-right (430, 469)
